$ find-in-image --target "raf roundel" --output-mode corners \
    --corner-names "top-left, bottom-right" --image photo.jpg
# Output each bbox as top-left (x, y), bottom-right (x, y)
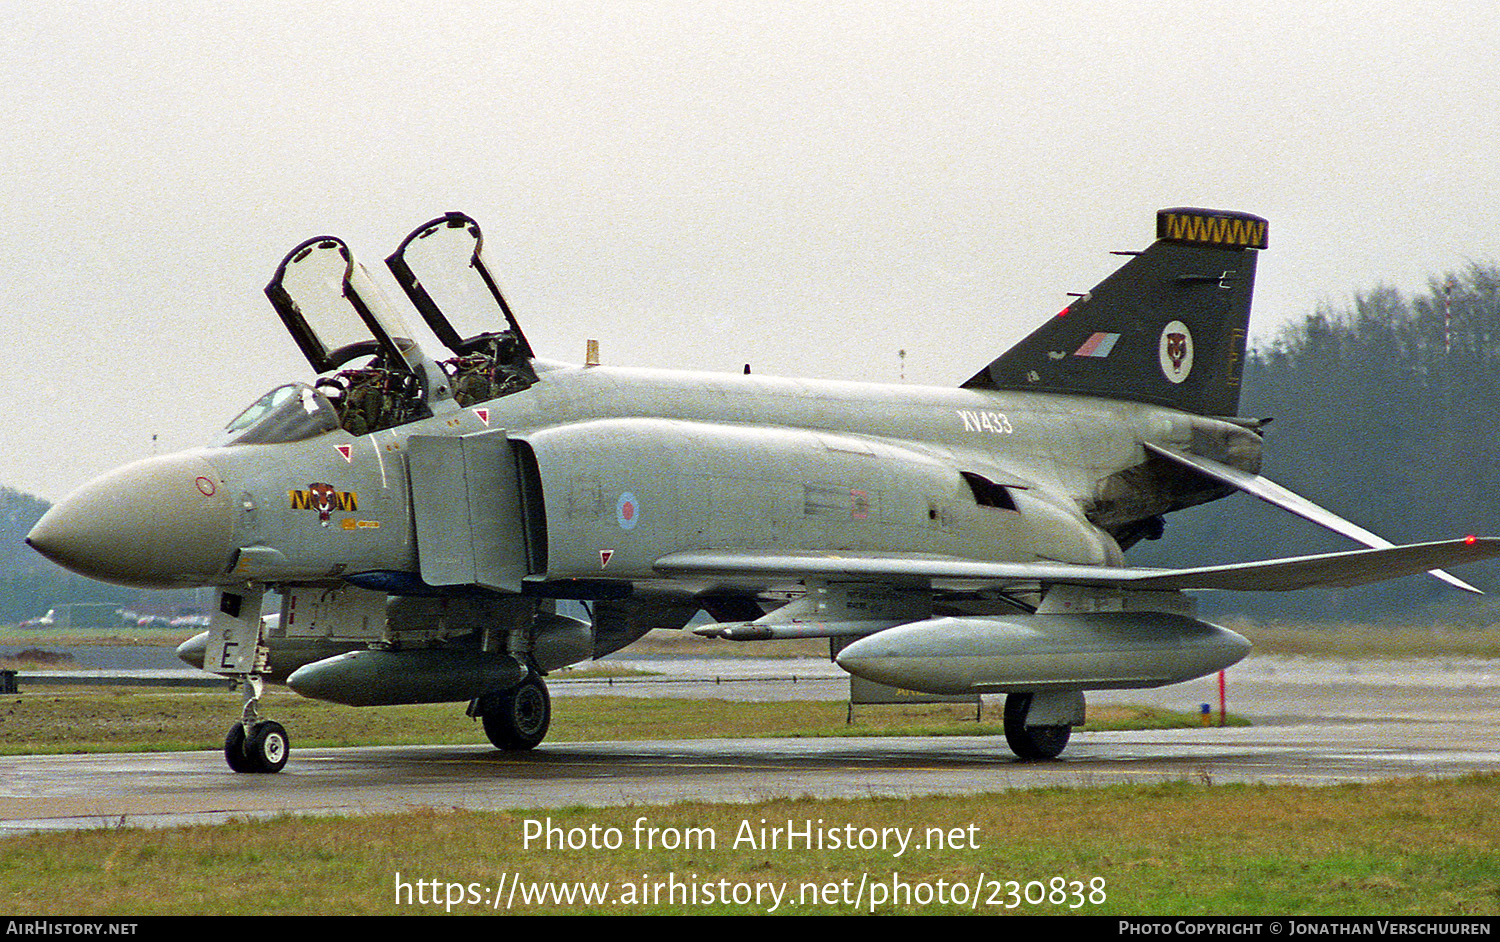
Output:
top-left (1158, 320), bottom-right (1194, 385)
top-left (616, 492), bottom-right (640, 530)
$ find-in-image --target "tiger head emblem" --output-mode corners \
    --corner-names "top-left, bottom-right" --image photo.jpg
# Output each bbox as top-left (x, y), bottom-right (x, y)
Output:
top-left (308, 482), bottom-right (338, 526)
top-left (1165, 332), bottom-right (1188, 370)
top-left (1158, 320), bottom-right (1194, 384)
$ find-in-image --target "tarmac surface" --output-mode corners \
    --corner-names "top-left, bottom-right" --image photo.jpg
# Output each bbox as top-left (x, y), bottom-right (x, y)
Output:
top-left (2, 654), bottom-right (1497, 834)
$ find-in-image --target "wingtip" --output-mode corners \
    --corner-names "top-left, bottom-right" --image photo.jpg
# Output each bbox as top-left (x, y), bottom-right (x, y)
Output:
top-left (1432, 535), bottom-right (1496, 593)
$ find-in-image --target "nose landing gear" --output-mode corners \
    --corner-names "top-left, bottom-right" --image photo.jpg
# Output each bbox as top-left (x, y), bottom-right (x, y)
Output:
top-left (224, 675), bottom-right (290, 773)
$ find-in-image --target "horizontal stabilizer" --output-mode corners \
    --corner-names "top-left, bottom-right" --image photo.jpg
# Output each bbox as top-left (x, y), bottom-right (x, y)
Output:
top-left (656, 538), bottom-right (1500, 594)
top-left (1145, 443), bottom-right (1484, 593)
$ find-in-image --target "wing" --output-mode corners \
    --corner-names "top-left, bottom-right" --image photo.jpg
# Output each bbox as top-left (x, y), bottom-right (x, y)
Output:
top-left (656, 538), bottom-right (1500, 594)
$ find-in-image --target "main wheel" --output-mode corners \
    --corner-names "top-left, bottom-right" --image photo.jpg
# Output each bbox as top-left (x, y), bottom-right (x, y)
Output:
top-left (245, 720), bottom-right (290, 773)
top-left (1003, 693), bottom-right (1071, 760)
top-left (224, 723), bottom-right (255, 773)
top-left (481, 676), bottom-right (551, 751)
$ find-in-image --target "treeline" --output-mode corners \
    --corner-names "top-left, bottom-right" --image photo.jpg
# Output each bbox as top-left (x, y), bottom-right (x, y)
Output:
top-left (1133, 263), bottom-right (1500, 620)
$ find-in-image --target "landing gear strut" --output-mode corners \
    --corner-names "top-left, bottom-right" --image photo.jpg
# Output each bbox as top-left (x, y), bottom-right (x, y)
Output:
top-left (1003, 692), bottom-right (1074, 761)
top-left (204, 586), bottom-right (290, 773)
top-left (473, 674), bottom-right (551, 750)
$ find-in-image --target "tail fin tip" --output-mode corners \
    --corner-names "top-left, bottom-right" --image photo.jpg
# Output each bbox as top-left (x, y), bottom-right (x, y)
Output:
top-left (1156, 207), bottom-right (1269, 250)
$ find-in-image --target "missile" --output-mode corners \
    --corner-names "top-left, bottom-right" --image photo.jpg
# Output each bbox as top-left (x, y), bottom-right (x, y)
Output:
top-left (287, 648), bottom-right (527, 706)
top-left (835, 612), bottom-right (1250, 696)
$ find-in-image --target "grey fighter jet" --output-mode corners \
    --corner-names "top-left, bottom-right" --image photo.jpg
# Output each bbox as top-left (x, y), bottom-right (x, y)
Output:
top-left (27, 208), bottom-right (1498, 772)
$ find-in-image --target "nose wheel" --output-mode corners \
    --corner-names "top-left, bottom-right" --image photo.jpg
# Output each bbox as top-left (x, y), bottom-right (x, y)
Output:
top-left (225, 719), bottom-right (290, 773)
top-left (224, 675), bottom-right (290, 773)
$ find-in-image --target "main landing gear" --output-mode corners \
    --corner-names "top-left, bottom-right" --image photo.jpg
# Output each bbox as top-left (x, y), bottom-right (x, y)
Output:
top-left (472, 674), bottom-right (551, 751)
top-left (224, 675), bottom-right (290, 773)
top-left (1002, 691), bottom-right (1079, 761)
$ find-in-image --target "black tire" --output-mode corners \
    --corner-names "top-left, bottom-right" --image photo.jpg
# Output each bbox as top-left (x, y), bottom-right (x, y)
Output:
top-left (245, 720), bottom-right (290, 773)
top-left (224, 723), bottom-right (255, 773)
top-left (481, 676), bottom-right (551, 751)
top-left (1003, 693), bottom-right (1071, 761)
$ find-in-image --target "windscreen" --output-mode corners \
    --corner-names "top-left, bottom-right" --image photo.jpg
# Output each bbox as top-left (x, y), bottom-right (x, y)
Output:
top-left (216, 383), bottom-right (340, 446)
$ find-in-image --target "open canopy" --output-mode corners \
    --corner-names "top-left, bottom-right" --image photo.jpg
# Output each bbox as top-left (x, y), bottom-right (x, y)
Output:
top-left (265, 236), bottom-right (418, 374)
top-left (386, 212), bottom-right (534, 358)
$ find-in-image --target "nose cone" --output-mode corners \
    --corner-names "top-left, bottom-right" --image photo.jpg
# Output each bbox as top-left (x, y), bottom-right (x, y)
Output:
top-left (27, 453), bottom-right (235, 588)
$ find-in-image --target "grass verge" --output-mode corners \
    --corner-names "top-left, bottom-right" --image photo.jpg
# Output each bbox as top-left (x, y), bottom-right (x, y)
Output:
top-left (1223, 619), bottom-right (1500, 658)
top-left (0, 688), bottom-right (1235, 755)
top-left (1, 776), bottom-right (1495, 915)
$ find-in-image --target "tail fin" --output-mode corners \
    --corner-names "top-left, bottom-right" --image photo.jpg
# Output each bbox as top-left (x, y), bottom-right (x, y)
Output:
top-left (963, 207), bottom-right (1268, 417)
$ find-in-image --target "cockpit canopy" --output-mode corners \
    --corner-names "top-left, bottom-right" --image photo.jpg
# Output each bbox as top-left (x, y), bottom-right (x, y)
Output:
top-left (387, 212), bottom-right (535, 359)
top-left (241, 213), bottom-right (541, 443)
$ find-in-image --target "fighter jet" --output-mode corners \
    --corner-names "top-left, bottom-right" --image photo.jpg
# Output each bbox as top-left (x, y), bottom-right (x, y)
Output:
top-left (27, 208), bottom-right (1498, 772)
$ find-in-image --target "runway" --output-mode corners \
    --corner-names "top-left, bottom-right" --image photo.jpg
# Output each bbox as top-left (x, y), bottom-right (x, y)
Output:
top-left (2, 654), bottom-right (1497, 834)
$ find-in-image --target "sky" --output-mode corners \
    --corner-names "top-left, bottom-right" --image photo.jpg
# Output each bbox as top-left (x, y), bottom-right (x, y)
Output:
top-left (4, 1), bottom-right (1499, 501)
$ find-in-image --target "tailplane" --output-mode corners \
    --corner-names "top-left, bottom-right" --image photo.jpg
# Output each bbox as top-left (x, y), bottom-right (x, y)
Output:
top-left (963, 207), bottom-right (1268, 417)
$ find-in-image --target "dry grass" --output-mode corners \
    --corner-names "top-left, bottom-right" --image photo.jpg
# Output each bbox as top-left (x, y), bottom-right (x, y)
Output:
top-left (0, 648), bottom-right (78, 670)
top-left (620, 622), bottom-right (1500, 660)
top-left (0, 627), bottom-right (189, 647)
top-left (8, 617), bottom-right (1500, 659)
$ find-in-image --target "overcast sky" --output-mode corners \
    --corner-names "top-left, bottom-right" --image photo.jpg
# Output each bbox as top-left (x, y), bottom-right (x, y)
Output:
top-left (4, 1), bottom-right (1498, 501)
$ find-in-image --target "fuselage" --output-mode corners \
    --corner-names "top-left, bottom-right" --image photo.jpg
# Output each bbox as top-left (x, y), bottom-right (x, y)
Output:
top-left (27, 358), bottom-right (1260, 592)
